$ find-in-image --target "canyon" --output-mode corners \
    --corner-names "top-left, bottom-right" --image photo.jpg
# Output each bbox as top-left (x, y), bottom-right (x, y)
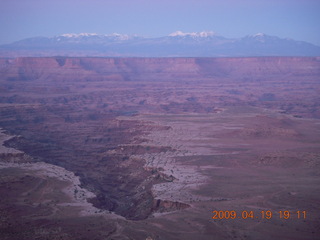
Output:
top-left (0, 57), bottom-right (319, 239)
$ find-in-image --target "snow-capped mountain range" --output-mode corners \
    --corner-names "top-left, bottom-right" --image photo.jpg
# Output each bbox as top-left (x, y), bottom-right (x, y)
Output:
top-left (1, 31), bottom-right (319, 57)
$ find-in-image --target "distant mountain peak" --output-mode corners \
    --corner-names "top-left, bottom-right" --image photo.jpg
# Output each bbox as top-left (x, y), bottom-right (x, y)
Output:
top-left (57, 33), bottom-right (135, 41)
top-left (60, 33), bottom-right (99, 38)
top-left (242, 33), bottom-right (280, 43)
top-left (245, 33), bottom-right (273, 39)
top-left (168, 31), bottom-right (216, 38)
top-left (253, 33), bottom-right (266, 37)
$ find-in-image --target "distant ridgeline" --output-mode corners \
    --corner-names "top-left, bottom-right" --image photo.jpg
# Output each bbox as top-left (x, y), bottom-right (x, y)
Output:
top-left (0, 32), bottom-right (320, 57)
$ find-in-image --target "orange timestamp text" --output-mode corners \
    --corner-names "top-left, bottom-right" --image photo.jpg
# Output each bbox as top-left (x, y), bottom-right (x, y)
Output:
top-left (212, 210), bottom-right (306, 220)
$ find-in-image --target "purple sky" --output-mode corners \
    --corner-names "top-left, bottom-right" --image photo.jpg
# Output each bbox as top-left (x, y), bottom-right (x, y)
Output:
top-left (0, 0), bottom-right (319, 45)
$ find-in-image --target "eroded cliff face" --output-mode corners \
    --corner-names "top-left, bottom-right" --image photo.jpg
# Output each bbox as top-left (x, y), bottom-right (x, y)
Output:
top-left (1, 57), bottom-right (319, 82)
top-left (1, 57), bottom-right (319, 117)
top-left (0, 57), bottom-right (319, 220)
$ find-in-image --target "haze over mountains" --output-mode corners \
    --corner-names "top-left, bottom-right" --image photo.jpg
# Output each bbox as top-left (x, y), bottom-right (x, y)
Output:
top-left (1, 31), bottom-right (320, 57)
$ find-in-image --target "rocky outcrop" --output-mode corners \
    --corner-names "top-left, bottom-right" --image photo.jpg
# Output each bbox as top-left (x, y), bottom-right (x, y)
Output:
top-left (0, 152), bottom-right (32, 163)
top-left (152, 199), bottom-right (190, 213)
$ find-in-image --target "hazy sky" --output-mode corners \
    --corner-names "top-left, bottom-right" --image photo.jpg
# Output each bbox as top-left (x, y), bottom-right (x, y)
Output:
top-left (0, 0), bottom-right (320, 45)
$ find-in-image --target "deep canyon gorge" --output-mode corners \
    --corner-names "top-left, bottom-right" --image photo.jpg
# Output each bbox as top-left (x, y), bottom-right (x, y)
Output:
top-left (0, 57), bottom-right (319, 239)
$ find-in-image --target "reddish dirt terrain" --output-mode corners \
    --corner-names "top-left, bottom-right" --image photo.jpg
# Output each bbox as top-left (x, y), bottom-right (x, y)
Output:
top-left (0, 57), bottom-right (319, 239)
